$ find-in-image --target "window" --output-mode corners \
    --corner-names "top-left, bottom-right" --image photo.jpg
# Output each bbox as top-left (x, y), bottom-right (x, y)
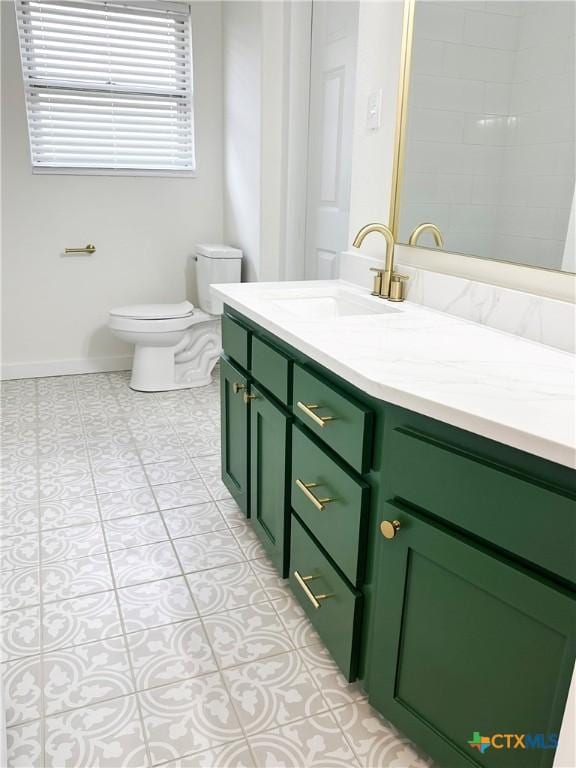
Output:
top-left (15, 0), bottom-right (195, 174)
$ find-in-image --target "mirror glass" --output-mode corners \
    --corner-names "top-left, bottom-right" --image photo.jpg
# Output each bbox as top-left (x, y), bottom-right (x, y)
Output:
top-left (397, 1), bottom-right (575, 272)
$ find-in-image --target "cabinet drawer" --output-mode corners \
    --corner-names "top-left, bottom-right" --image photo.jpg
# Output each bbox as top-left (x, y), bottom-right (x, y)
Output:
top-left (291, 426), bottom-right (369, 586)
top-left (390, 426), bottom-right (576, 585)
top-left (290, 515), bottom-right (362, 681)
top-left (251, 336), bottom-right (291, 405)
top-left (293, 365), bottom-right (373, 474)
top-left (222, 314), bottom-right (251, 370)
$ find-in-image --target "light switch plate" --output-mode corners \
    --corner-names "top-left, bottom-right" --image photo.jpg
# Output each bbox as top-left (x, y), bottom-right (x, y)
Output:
top-left (367, 89), bottom-right (383, 131)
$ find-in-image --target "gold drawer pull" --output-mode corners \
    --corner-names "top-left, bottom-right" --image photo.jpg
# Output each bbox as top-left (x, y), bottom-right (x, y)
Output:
top-left (293, 570), bottom-right (332, 610)
top-left (380, 519), bottom-right (401, 539)
top-left (295, 479), bottom-right (335, 511)
top-left (297, 401), bottom-right (335, 428)
top-left (233, 382), bottom-right (245, 394)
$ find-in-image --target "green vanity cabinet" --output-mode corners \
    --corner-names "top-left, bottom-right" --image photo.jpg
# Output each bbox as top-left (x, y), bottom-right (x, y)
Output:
top-left (368, 502), bottom-right (576, 768)
top-left (249, 384), bottom-right (292, 577)
top-left (220, 307), bottom-right (576, 768)
top-left (220, 355), bottom-right (250, 516)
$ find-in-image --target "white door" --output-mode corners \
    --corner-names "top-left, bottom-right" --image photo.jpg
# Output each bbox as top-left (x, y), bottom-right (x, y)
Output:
top-left (304, 1), bottom-right (359, 279)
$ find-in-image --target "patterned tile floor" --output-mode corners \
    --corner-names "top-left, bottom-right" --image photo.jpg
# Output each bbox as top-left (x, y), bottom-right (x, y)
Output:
top-left (1, 370), bottom-right (432, 768)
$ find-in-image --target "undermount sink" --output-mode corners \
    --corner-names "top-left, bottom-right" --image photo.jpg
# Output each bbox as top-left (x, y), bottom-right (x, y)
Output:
top-left (262, 288), bottom-right (401, 320)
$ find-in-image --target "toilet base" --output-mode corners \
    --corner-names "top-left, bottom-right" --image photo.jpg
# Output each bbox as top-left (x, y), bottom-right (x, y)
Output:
top-left (129, 315), bottom-right (221, 392)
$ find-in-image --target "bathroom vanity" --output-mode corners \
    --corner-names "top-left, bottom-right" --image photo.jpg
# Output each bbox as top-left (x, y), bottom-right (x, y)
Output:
top-left (215, 280), bottom-right (576, 768)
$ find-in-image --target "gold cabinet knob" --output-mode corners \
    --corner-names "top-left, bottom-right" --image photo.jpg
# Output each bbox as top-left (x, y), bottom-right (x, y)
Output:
top-left (233, 382), bottom-right (245, 394)
top-left (243, 392), bottom-right (257, 404)
top-left (380, 519), bottom-right (401, 539)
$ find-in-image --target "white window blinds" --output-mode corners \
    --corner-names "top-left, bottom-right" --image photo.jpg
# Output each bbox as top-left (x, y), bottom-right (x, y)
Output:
top-left (15, 0), bottom-right (195, 174)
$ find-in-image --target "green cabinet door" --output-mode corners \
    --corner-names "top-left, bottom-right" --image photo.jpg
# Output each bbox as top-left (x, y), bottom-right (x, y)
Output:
top-left (220, 355), bottom-right (250, 516)
top-left (368, 502), bottom-right (576, 768)
top-left (250, 384), bottom-right (291, 577)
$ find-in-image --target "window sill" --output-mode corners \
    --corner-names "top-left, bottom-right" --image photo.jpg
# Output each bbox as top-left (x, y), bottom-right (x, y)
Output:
top-left (31, 166), bottom-right (197, 179)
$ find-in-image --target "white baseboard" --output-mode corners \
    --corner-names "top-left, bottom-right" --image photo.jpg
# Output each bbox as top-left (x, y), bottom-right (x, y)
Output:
top-left (1, 356), bottom-right (132, 380)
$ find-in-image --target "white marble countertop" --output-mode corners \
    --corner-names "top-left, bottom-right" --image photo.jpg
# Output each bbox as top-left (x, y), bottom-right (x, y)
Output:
top-left (212, 280), bottom-right (576, 469)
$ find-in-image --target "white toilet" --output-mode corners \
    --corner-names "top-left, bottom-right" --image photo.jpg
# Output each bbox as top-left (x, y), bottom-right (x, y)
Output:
top-left (109, 244), bottom-right (242, 392)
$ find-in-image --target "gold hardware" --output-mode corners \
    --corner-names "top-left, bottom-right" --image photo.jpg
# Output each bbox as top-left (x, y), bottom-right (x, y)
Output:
top-left (389, 0), bottom-right (416, 238)
top-left (295, 479), bottom-right (336, 511)
top-left (243, 392), bottom-right (257, 404)
top-left (408, 223), bottom-right (444, 248)
top-left (293, 570), bottom-right (332, 609)
top-left (389, 273), bottom-right (409, 302)
top-left (233, 382), bottom-right (245, 394)
top-left (296, 401), bottom-right (335, 428)
top-left (380, 519), bottom-right (401, 539)
top-left (64, 244), bottom-right (96, 254)
top-left (352, 223), bottom-right (397, 300)
top-left (369, 268), bottom-right (387, 297)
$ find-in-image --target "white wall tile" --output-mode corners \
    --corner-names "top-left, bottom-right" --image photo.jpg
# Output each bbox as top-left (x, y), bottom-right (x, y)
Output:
top-left (497, 206), bottom-right (558, 239)
top-left (505, 143), bottom-right (561, 176)
top-left (445, 231), bottom-right (495, 259)
top-left (400, 203), bottom-right (452, 237)
top-left (539, 70), bottom-right (576, 112)
top-left (463, 9), bottom-right (519, 51)
top-left (463, 114), bottom-right (509, 146)
top-left (412, 39), bottom-right (446, 76)
top-left (484, 82), bottom-right (511, 115)
top-left (484, 1), bottom-right (525, 17)
top-left (402, 172), bottom-right (438, 204)
top-left (509, 80), bottom-right (536, 115)
top-left (444, 43), bottom-right (514, 83)
top-left (414, 2), bottom-right (466, 44)
top-left (411, 74), bottom-right (484, 113)
top-left (471, 175), bottom-right (502, 205)
top-left (451, 204), bottom-right (498, 233)
top-left (555, 142), bottom-right (576, 175)
top-left (436, 174), bottom-right (474, 204)
top-left (408, 108), bottom-right (464, 144)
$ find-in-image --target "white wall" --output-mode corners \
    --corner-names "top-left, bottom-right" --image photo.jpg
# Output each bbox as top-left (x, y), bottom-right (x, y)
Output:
top-left (348, 0), bottom-right (404, 259)
top-left (1, 1), bottom-right (224, 378)
top-left (222, 0), bottom-right (292, 284)
top-left (222, 1), bottom-right (262, 283)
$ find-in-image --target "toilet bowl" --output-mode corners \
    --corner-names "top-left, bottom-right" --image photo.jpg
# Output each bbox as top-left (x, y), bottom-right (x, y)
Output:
top-left (109, 245), bottom-right (242, 391)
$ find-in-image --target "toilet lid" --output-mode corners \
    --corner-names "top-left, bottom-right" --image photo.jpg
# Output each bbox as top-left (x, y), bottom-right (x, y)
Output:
top-left (110, 301), bottom-right (194, 320)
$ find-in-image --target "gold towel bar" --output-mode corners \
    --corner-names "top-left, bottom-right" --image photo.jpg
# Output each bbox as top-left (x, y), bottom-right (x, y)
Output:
top-left (64, 244), bottom-right (96, 254)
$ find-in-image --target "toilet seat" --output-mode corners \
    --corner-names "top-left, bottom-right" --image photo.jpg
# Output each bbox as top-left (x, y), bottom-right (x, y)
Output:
top-left (110, 301), bottom-right (194, 320)
top-left (108, 306), bottom-right (211, 335)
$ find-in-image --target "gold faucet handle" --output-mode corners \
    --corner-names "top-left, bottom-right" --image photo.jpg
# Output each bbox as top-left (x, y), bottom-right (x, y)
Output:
top-left (370, 267), bottom-right (389, 297)
top-left (389, 273), bottom-right (409, 303)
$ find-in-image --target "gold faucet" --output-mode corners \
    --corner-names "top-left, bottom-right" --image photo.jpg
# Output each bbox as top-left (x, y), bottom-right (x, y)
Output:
top-left (352, 223), bottom-right (399, 300)
top-left (408, 223), bottom-right (444, 248)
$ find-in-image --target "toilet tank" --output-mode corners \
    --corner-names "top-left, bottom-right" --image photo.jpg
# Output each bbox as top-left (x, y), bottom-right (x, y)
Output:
top-left (196, 244), bottom-right (242, 315)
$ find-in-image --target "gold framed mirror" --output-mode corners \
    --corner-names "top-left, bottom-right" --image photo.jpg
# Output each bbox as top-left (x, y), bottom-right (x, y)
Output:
top-left (389, 0), bottom-right (575, 283)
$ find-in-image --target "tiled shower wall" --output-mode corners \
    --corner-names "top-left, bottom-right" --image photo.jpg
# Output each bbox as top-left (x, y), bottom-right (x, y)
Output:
top-left (400, 1), bottom-right (575, 269)
top-left (497, 1), bottom-right (575, 269)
